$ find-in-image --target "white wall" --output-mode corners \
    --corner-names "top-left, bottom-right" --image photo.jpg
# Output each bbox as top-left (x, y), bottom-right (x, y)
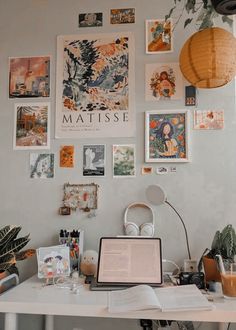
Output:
top-left (0, 0), bottom-right (236, 329)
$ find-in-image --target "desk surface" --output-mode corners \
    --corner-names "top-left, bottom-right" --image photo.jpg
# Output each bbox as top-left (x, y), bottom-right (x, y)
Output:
top-left (0, 275), bottom-right (236, 323)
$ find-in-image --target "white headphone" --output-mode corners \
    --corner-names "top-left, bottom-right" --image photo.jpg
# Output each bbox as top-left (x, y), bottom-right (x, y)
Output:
top-left (124, 202), bottom-right (155, 237)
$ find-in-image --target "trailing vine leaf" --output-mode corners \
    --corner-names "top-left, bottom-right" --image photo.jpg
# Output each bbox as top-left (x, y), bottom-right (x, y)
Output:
top-left (166, 0), bottom-right (233, 31)
top-left (15, 249), bottom-right (36, 261)
top-left (222, 15), bottom-right (233, 27)
top-left (184, 18), bottom-right (193, 28)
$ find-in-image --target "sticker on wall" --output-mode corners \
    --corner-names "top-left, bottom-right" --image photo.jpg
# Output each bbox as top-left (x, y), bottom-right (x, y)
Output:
top-left (83, 144), bottom-right (105, 177)
top-left (56, 32), bottom-right (135, 138)
top-left (9, 56), bottom-right (50, 98)
top-left (113, 144), bottom-right (136, 178)
top-left (145, 110), bottom-right (190, 163)
top-left (78, 13), bottom-right (103, 27)
top-left (141, 166), bottom-right (153, 175)
top-left (146, 19), bottom-right (173, 54)
top-left (110, 8), bottom-right (135, 24)
top-left (193, 110), bottom-right (224, 130)
top-left (145, 63), bottom-right (183, 101)
top-left (30, 153), bottom-right (54, 179)
top-left (156, 166), bottom-right (168, 175)
top-left (13, 103), bottom-right (50, 150)
top-left (60, 146), bottom-right (74, 168)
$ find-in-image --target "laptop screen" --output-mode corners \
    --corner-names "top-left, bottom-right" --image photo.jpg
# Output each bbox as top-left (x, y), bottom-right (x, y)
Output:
top-left (96, 237), bottom-right (162, 286)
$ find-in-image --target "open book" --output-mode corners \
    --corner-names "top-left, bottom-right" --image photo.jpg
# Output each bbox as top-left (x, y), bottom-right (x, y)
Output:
top-left (108, 284), bottom-right (213, 313)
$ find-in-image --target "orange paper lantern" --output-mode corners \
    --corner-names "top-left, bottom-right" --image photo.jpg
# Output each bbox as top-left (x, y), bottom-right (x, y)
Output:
top-left (179, 27), bottom-right (236, 88)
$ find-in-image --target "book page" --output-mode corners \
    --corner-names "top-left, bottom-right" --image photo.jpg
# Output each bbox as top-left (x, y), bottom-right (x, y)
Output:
top-left (154, 285), bottom-right (213, 312)
top-left (108, 285), bottom-right (161, 313)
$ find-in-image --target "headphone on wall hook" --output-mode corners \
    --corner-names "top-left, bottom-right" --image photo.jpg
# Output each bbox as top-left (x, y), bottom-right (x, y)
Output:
top-left (124, 202), bottom-right (155, 237)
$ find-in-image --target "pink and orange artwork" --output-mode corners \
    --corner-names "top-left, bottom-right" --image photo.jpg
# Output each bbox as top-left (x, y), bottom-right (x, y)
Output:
top-left (9, 56), bottom-right (50, 98)
top-left (194, 110), bottom-right (224, 130)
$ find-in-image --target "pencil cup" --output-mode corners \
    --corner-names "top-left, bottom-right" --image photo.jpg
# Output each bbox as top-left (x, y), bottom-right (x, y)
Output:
top-left (220, 262), bottom-right (236, 298)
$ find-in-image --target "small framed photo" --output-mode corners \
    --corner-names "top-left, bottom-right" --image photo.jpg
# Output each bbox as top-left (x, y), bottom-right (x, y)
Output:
top-left (83, 144), bottom-right (105, 177)
top-left (146, 19), bottom-right (173, 54)
top-left (145, 110), bottom-right (190, 163)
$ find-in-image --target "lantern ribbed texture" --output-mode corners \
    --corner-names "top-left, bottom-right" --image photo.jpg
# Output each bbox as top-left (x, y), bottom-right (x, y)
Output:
top-left (179, 27), bottom-right (236, 88)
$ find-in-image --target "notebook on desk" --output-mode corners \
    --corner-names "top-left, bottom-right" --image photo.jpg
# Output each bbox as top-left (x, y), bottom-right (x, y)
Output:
top-left (90, 237), bottom-right (162, 291)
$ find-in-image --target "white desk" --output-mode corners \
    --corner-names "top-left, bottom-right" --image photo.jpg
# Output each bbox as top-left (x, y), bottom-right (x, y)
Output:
top-left (0, 276), bottom-right (235, 330)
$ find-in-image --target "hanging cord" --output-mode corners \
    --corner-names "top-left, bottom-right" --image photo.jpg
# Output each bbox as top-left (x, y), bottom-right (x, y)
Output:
top-left (165, 201), bottom-right (191, 260)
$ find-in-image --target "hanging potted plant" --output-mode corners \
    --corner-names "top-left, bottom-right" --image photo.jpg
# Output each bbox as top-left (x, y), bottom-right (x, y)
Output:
top-left (0, 225), bottom-right (35, 280)
top-left (199, 224), bottom-right (236, 282)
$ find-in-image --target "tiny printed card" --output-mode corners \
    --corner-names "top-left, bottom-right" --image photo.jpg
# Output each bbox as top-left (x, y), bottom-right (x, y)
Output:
top-left (37, 245), bottom-right (70, 279)
top-left (194, 110), bottom-right (224, 130)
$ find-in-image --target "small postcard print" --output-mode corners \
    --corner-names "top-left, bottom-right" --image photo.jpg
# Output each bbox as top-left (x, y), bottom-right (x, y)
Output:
top-left (37, 245), bottom-right (70, 279)
top-left (78, 13), bottom-right (103, 27)
top-left (60, 145), bottom-right (74, 168)
top-left (14, 103), bottom-right (50, 150)
top-left (146, 19), bottom-right (172, 54)
top-left (30, 153), bottom-right (54, 179)
top-left (113, 144), bottom-right (136, 177)
top-left (145, 63), bottom-right (183, 101)
top-left (9, 56), bottom-right (50, 98)
top-left (83, 144), bottom-right (105, 177)
top-left (141, 166), bottom-right (153, 175)
top-left (110, 8), bottom-right (135, 24)
top-left (156, 166), bottom-right (168, 175)
top-left (193, 110), bottom-right (224, 130)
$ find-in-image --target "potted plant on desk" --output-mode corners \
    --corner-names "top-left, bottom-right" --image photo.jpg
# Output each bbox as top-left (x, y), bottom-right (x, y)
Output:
top-left (0, 225), bottom-right (35, 280)
top-left (199, 224), bottom-right (236, 282)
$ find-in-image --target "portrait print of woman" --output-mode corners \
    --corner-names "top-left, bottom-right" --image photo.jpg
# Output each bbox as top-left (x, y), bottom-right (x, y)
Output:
top-left (145, 111), bottom-right (189, 163)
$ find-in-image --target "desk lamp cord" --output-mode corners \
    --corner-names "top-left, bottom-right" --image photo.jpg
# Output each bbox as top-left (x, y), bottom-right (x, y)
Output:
top-left (165, 201), bottom-right (191, 260)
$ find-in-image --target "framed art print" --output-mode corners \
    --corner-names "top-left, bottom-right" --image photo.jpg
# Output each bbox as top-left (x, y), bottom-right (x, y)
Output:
top-left (146, 19), bottom-right (173, 54)
top-left (145, 110), bottom-right (190, 163)
top-left (145, 63), bottom-right (183, 101)
top-left (56, 33), bottom-right (135, 138)
top-left (13, 102), bottom-right (50, 150)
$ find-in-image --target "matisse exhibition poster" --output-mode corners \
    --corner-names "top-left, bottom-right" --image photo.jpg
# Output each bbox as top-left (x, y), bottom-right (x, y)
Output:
top-left (55, 33), bottom-right (135, 138)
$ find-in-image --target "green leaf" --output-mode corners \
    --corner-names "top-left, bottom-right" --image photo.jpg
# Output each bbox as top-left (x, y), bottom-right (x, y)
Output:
top-left (0, 235), bottom-right (30, 258)
top-left (185, 0), bottom-right (196, 14)
top-left (222, 15), bottom-right (233, 27)
top-left (165, 6), bottom-right (175, 21)
top-left (184, 18), bottom-right (193, 28)
top-left (0, 226), bottom-right (21, 247)
top-left (0, 253), bottom-right (16, 271)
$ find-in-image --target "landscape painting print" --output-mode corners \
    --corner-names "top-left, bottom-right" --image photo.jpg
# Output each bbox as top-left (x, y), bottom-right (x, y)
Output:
top-left (14, 103), bottom-right (50, 150)
top-left (56, 33), bottom-right (135, 138)
top-left (145, 110), bottom-right (189, 163)
top-left (146, 19), bottom-right (172, 54)
top-left (113, 144), bottom-right (135, 177)
top-left (145, 63), bottom-right (183, 101)
top-left (9, 56), bottom-right (50, 98)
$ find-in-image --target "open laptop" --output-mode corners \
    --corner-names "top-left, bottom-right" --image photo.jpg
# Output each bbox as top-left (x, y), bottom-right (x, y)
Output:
top-left (90, 237), bottom-right (162, 291)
